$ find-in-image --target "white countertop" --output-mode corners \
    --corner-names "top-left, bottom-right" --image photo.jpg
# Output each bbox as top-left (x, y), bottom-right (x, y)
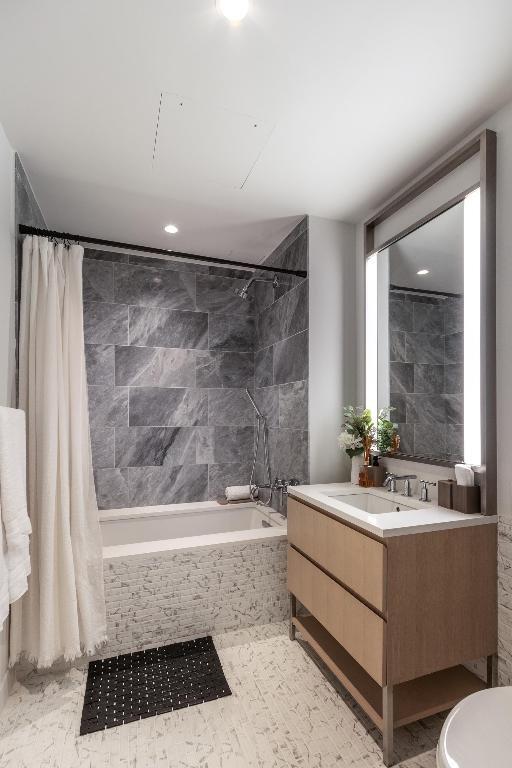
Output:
top-left (289, 483), bottom-right (497, 538)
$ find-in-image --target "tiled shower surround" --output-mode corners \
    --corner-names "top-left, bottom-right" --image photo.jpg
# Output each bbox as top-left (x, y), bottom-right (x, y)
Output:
top-left (84, 218), bottom-right (309, 509)
top-left (254, 218), bottom-right (309, 497)
top-left (101, 536), bottom-right (287, 657)
top-left (389, 289), bottom-right (463, 461)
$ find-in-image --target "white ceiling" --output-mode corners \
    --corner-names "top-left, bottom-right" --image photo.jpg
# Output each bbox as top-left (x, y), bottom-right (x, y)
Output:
top-left (1, 0), bottom-right (512, 262)
top-left (389, 202), bottom-right (464, 294)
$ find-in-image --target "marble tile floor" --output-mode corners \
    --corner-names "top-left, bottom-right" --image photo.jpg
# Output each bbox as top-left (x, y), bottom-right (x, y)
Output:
top-left (0, 623), bottom-right (441, 768)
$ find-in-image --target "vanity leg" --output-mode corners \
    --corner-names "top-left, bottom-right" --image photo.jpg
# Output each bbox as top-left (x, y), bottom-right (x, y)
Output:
top-left (289, 593), bottom-right (296, 641)
top-left (382, 685), bottom-right (394, 767)
top-left (487, 654), bottom-right (498, 688)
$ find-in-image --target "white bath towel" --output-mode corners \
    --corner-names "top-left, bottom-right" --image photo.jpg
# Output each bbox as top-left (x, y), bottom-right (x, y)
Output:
top-left (0, 407), bottom-right (31, 626)
top-left (225, 485), bottom-right (254, 501)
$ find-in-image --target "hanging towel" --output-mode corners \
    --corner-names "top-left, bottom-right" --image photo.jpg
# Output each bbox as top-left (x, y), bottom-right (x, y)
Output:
top-left (0, 406), bottom-right (31, 627)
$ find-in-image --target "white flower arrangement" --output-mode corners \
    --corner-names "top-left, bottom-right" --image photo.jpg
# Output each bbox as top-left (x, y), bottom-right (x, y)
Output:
top-left (337, 431), bottom-right (363, 453)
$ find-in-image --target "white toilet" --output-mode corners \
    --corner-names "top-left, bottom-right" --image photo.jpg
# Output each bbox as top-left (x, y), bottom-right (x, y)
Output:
top-left (437, 687), bottom-right (512, 767)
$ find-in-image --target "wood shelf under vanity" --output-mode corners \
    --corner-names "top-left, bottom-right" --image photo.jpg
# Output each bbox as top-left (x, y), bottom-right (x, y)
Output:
top-left (292, 614), bottom-right (486, 730)
top-left (286, 495), bottom-right (497, 766)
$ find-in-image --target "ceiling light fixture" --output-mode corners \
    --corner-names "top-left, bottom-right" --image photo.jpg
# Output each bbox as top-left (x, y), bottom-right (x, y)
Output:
top-left (216, 0), bottom-right (249, 23)
top-left (164, 224), bottom-right (179, 234)
top-left (417, 269), bottom-right (429, 275)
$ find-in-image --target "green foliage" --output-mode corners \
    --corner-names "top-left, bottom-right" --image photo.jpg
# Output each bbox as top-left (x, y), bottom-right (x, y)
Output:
top-left (377, 407), bottom-right (396, 455)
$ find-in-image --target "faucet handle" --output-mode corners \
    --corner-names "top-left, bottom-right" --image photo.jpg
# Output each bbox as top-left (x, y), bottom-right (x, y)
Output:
top-left (419, 479), bottom-right (436, 502)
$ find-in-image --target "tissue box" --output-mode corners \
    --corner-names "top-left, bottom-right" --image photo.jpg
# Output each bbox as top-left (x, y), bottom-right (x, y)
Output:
top-left (438, 479), bottom-right (455, 510)
top-left (452, 484), bottom-right (481, 515)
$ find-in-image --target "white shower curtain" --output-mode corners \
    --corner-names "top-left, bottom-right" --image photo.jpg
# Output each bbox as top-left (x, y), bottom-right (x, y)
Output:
top-left (10, 236), bottom-right (106, 668)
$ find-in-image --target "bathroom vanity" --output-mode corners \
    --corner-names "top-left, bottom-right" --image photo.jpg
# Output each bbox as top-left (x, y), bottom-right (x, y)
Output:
top-left (287, 483), bottom-right (497, 767)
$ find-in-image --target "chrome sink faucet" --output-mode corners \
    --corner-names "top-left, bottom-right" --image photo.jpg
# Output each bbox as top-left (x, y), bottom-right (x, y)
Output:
top-left (384, 473), bottom-right (417, 496)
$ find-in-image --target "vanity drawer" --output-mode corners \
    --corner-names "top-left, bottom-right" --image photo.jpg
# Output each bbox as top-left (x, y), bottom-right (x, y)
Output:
top-left (287, 497), bottom-right (386, 612)
top-left (288, 546), bottom-right (385, 685)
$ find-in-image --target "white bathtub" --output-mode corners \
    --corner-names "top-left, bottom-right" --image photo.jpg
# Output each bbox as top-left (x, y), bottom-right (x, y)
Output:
top-left (98, 501), bottom-right (288, 657)
top-left (100, 500), bottom-right (286, 556)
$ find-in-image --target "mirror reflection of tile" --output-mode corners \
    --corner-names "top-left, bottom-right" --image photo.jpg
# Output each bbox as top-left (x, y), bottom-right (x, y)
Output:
top-left (389, 290), bottom-right (463, 461)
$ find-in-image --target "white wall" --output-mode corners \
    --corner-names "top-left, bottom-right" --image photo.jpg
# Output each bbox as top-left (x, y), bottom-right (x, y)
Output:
top-left (0, 121), bottom-right (15, 710)
top-left (308, 217), bottom-right (357, 484)
top-left (356, 97), bottom-right (512, 683)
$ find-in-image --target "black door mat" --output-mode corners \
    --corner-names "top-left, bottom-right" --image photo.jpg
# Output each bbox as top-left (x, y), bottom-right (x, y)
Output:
top-left (80, 636), bottom-right (231, 735)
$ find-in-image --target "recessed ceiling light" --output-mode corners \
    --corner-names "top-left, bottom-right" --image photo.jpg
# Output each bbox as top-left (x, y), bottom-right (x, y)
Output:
top-left (417, 269), bottom-right (429, 275)
top-left (164, 224), bottom-right (179, 234)
top-left (216, 0), bottom-right (249, 23)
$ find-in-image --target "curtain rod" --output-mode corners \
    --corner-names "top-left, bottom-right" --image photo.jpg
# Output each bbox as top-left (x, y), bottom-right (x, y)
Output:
top-left (18, 225), bottom-right (307, 279)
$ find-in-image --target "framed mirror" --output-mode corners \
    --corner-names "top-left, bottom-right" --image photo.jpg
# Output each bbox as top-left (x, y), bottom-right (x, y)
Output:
top-left (364, 130), bottom-right (497, 512)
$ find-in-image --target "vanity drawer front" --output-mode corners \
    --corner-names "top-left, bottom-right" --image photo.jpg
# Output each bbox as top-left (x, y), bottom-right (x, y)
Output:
top-left (288, 546), bottom-right (385, 685)
top-left (287, 497), bottom-right (386, 612)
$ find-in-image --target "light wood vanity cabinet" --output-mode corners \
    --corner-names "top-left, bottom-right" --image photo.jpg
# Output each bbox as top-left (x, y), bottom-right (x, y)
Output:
top-left (287, 496), bottom-right (497, 766)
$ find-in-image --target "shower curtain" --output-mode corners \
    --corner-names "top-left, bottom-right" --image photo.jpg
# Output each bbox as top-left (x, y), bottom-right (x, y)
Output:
top-left (10, 236), bottom-right (106, 668)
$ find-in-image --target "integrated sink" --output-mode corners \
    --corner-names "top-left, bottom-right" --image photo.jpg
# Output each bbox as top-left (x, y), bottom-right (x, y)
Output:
top-left (328, 492), bottom-right (415, 515)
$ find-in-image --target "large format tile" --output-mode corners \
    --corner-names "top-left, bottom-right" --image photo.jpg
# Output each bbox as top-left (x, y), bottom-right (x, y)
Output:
top-left (257, 279), bottom-right (308, 349)
top-left (444, 298), bottom-right (464, 334)
top-left (406, 393), bottom-right (446, 424)
top-left (413, 302), bottom-right (444, 334)
top-left (85, 344), bottom-right (115, 386)
top-left (268, 428), bottom-right (309, 483)
top-left (273, 331), bottom-right (308, 385)
top-left (414, 423), bottom-right (446, 458)
top-left (115, 426), bottom-right (198, 467)
top-left (404, 332), bottom-right (444, 364)
top-left (115, 346), bottom-right (196, 387)
top-left (196, 351), bottom-right (254, 388)
top-left (94, 468), bottom-right (129, 509)
top-left (414, 364), bottom-right (444, 394)
top-left (446, 424), bottom-right (464, 459)
top-left (129, 387), bottom-right (208, 426)
top-left (279, 380), bottom-right (308, 429)
top-left (254, 386), bottom-right (279, 427)
top-left (114, 264), bottom-right (195, 310)
top-left (83, 259), bottom-right (114, 303)
top-left (444, 331), bottom-right (463, 363)
top-left (83, 302), bottom-right (128, 344)
top-left (444, 363), bottom-right (463, 394)
top-left (197, 427), bottom-right (254, 464)
top-left (195, 274), bottom-right (254, 315)
top-left (390, 362), bottom-right (413, 394)
top-left (128, 464), bottom-right (209, 506)
top-left (208, 462), bottom-right (253, 499)
top-left (208, 313), bottom-right (254, 351)
top-left (389, 299), bottom-right (413, 332)
top-left (390, 393), bottom-right (406, 423)
top-left (88, 385), bottom-right (128, 428)
top-left (389, 331), bottom-right (406, 362)
top-left (254, 346), bottom-right (273, 388)
top-left (129, 306), bottom-right (208, 349)
top-left (208, 389), bottom-right (255, 426)
top-left (90, 426), bottom-right (115, 468)
top-left (443, 393), bottom-right (463, 424)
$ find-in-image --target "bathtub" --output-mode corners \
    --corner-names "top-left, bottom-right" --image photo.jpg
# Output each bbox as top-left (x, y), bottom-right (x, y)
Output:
top-left (98, 501), bottom-right (288, 657)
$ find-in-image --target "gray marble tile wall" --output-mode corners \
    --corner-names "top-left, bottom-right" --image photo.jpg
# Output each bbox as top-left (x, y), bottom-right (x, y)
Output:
top-left (84, 251), bottom-right (258, 508)
top-left (389, 290), bottom-right (463, 461)
top-left (253, 218), bottom-right (309, 505)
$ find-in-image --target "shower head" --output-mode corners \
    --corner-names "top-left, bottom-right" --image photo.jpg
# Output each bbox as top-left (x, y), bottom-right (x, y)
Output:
top-left (234, 277), bottom-right (255, 300)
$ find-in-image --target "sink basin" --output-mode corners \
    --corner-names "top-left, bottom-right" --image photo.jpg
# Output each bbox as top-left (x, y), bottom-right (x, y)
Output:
top-left (329, 493), bottom-right (414, 515)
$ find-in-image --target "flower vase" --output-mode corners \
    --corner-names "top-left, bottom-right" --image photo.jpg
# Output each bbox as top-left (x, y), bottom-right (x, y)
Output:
top-left (351, 454), bottom-right (364, 485)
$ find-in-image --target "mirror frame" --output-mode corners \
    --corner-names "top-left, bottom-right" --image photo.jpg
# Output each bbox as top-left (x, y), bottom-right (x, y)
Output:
top-left (363, 129), bottom-right (497, 515)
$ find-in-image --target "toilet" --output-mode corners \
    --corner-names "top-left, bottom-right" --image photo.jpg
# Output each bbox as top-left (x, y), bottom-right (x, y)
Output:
top-left (437, 687), bottom-right (512, 767)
